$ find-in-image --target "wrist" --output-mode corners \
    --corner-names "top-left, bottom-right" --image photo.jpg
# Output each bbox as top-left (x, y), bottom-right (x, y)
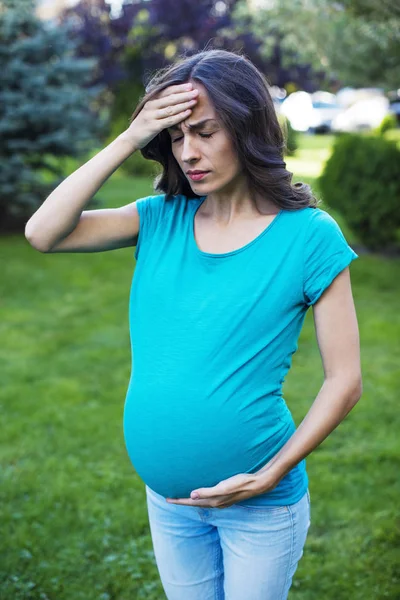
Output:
top-left (117, 131), bottom-right (139, 154)
top-left (253, 463), bottom-right (285, 493)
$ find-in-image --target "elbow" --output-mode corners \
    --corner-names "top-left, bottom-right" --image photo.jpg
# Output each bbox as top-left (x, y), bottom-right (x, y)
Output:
top-left (25, 223), bottom-right (51, 253)
top-left (326, 372), bottom-right (363, 407)
top-left (348, 375), bottom-right (363, 407)
top-left (353, 377), bottom-right (363, 402)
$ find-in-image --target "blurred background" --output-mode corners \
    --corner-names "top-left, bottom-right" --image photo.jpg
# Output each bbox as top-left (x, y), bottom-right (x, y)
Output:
top-left (1, 1), bottom-right (399, 598)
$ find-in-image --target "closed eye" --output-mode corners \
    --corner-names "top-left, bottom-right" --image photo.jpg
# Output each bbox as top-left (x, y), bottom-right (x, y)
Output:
top-left (171, 133), bottom-right (214, 143)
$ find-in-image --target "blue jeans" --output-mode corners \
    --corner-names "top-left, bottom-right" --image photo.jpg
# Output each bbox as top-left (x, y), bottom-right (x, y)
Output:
top-left (145, 485), bottom-right (311, 600)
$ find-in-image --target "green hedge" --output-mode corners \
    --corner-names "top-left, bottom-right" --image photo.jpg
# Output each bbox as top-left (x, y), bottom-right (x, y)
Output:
top-left (119, 149), bottom-right (160, 178)
top-left (374, 113), bottom-right (398, 136)
top-left (278, 114), bottom-right (298, 156)
top-left (318, 133), bottom-right (400, 253)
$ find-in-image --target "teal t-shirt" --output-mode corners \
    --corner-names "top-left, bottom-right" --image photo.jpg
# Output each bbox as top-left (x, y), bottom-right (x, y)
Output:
top-left (123, 194), bottom-right (358, 506)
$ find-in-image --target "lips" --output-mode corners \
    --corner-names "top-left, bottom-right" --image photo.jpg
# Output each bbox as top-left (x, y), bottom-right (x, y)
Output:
top-left (188, 171), bottom-right (210, 181)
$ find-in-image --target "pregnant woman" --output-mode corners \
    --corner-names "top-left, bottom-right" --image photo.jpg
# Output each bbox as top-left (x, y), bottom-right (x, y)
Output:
top-left (25, 49), bottom-right (362, 599)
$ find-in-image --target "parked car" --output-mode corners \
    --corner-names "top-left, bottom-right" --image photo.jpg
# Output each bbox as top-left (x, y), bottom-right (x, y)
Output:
top-left (280, 91), bottom-right (343, 133)
top-left (331, 96), bottom-right (390, 132)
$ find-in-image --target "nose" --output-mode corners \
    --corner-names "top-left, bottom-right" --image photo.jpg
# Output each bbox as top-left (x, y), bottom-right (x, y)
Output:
top-left (180, 134), bottom-right (201, 163)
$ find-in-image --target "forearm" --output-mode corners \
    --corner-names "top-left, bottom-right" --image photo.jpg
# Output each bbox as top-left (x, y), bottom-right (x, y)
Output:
top-left (255, 376), bottom-right (362, 487)
top-left (25, 131), bottom-right (137, 251)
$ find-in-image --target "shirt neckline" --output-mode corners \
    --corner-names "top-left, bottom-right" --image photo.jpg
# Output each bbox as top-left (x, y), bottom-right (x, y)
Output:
top-left (190, 196), bottom-right (284, 258)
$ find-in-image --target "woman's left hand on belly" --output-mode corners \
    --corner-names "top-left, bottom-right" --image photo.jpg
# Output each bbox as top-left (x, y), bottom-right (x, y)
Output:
top-left (166, 470), bottom-right (278, 509)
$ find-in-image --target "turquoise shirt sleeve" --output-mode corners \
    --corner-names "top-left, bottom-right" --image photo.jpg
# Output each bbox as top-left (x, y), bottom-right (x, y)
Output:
top-left (134, 194), bottom-right (166, 261)
top-left (303, 209), bottom-right (359, 306)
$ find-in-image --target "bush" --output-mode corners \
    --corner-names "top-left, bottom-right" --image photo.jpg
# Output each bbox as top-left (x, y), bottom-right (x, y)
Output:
top-left (374, 113), bottom-right (398, 136)
top-left (278, 114), bottom-right (298, 156)
top-left (119, 149), bottom-right (160, 178)
top-left (0, 0), bottom-right (105, 232)
top-left (318, 133), bottom-right (400, 252)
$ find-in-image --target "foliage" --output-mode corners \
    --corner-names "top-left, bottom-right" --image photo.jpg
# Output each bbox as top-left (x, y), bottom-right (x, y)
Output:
top-left (318, 134), bottom-right (400, 252)
top-left (0, 0), bottom-right (106, 231)
top-left (374, 113), bottom-right (398, 136)
top-left (120, 148), bottom-right (161, 178)
top-left (279, 114), bottom-right (298, 156)
top-left (340, 0), bottom-right (399, 22)
top-left (59, 0), bottom-right (327, 142)
top-left (233, 0), bottom-right (400, 90)
top-left (60, 0), bottom-right (139, 90)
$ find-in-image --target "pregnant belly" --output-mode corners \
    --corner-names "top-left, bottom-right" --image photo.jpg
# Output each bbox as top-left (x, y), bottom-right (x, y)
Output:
top-left (123, 384), bottom-right (292, 499)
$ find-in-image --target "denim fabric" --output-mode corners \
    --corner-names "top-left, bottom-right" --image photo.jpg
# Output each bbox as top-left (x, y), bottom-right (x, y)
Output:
top-left (145, 485), bottom-right (311, 600)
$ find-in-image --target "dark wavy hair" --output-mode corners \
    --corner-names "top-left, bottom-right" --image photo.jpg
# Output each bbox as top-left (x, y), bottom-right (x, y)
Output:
top-left (129, 48), bottom-right (318, 210)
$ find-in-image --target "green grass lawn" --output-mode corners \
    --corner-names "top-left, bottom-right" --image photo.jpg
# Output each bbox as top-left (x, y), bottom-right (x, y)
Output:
top-left (1, 135), bottom-right (399, 599)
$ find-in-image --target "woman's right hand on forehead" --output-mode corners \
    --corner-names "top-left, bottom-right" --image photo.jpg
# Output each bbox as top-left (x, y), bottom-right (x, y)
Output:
top-left (124, 83), bottom-right (199, 150)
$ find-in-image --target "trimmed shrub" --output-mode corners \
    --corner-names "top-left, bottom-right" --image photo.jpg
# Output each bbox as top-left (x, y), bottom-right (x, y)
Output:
top-left (278, 114), bottom-right (298, 156)
top-left (318, 133), bottom-right (400, 252)
top-left (374, 113), bottom-right (398, 136)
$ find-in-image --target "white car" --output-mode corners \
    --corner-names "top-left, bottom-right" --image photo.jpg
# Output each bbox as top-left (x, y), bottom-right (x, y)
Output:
top-left (331, 96), bottom-right (390, 132)
top-left (280, 91), bottom-right (343, 133)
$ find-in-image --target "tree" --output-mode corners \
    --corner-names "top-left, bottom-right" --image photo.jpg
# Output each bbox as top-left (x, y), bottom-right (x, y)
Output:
top-left (341, 0), bottom-right (400, 22)
top-left (0, 0), bottom-right (105, 231)
top-left (59, 0), bottom-right (326, 139)
top-left (233, 0), bottom-right (400, 90)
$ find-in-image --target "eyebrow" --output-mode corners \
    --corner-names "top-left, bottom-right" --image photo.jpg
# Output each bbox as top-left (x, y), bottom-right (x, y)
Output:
top-left (168, 118), bottom-right (219, 132)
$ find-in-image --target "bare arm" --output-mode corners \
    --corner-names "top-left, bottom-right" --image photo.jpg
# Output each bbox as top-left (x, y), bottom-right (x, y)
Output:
top-left (40, 202), bottom-right (141, 253)
top-left (254, 267), bottom-right (363, 488)
top-left (24, 132), bottom-right (138, 253)
top-left (25, 82), bottom-right (199, 254)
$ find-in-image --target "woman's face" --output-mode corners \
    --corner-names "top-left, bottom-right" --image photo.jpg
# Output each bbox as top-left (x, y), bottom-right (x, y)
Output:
top-left (167, 81), bottom-right (243, 194)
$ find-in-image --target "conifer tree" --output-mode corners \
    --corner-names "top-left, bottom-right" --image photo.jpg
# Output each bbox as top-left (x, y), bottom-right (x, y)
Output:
top-left (0, 0), bottom-right (106, 231)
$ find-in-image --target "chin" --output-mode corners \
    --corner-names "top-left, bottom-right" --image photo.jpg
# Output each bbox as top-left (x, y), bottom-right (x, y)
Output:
top-left (190, 182), bottom-right (211, 190)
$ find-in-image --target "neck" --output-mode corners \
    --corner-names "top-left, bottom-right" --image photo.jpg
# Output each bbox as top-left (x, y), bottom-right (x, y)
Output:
top-left (199, 176), bottom-right (278, 226)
